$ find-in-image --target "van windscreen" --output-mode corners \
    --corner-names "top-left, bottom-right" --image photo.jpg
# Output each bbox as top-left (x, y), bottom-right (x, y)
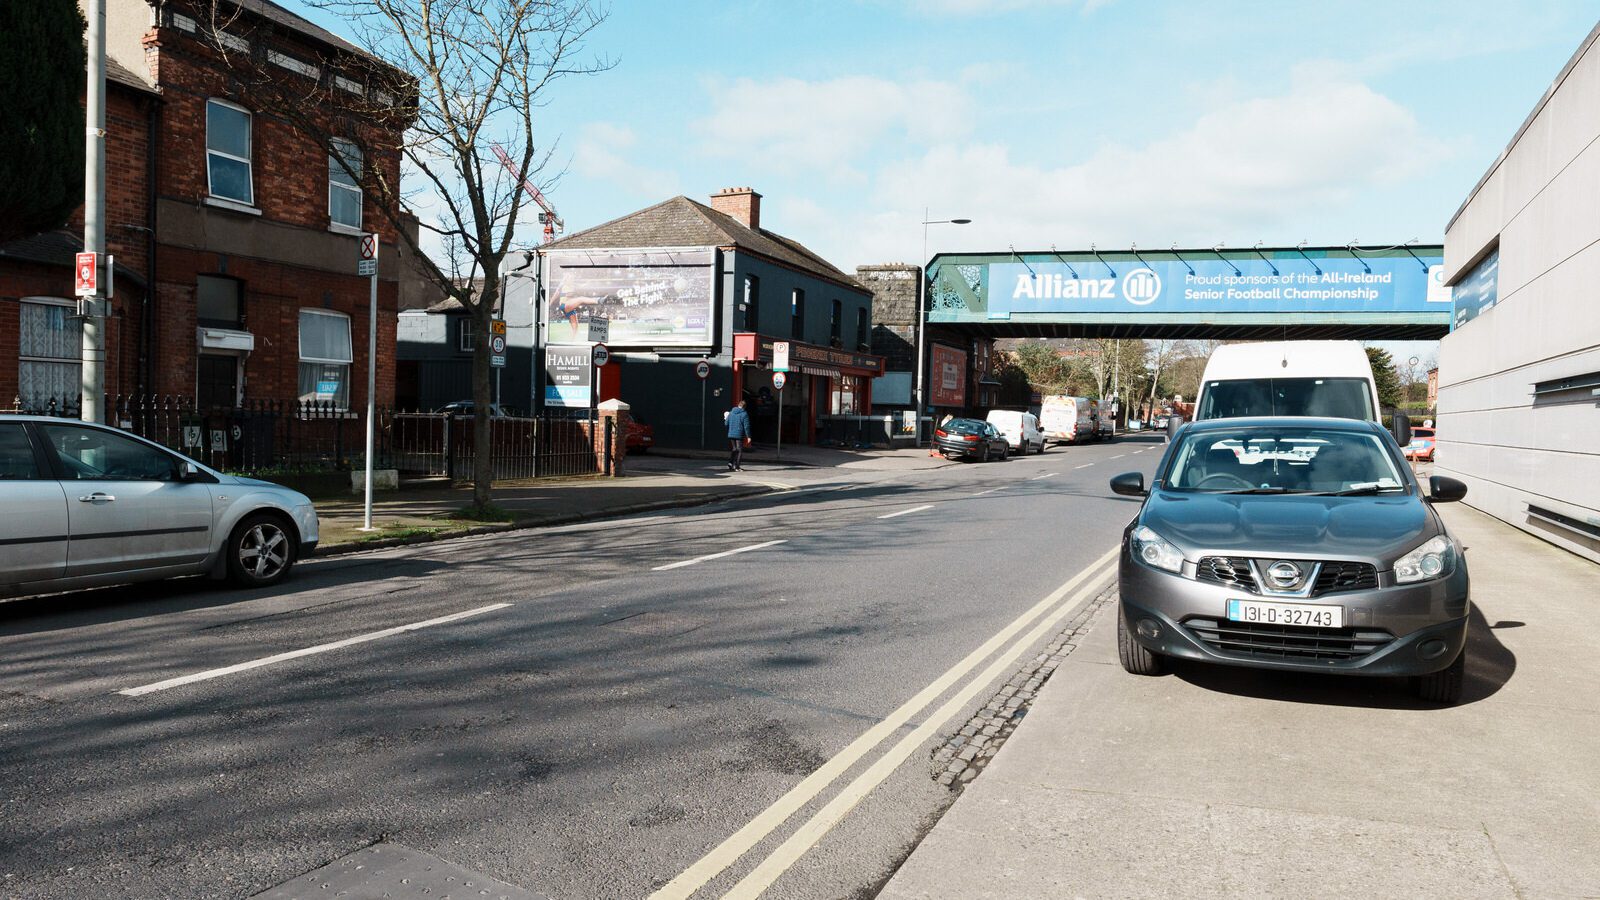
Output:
top-left (1197, 378), bottom-right (1373, 420)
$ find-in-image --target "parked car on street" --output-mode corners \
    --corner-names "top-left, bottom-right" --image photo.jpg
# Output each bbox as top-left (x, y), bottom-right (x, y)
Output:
top-left (1110, 416), bottom-right (1471, 703)
top-left (626, 414), bottom-right (655, 453)
top-left (1040, 395), bottom-right (1098, 444)
top-left (986, 410), bottom-right (1045, 454)
top-left (0, 416), bottom-right (318, 598)
top-left (1405, 426), bottom-right (1437, 461)
top-left (935, 418), bottom-right (1012, 462)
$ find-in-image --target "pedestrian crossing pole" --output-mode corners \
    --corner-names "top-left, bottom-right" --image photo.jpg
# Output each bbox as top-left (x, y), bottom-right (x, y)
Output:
top-left (358, 234), bottom-right (379, 531)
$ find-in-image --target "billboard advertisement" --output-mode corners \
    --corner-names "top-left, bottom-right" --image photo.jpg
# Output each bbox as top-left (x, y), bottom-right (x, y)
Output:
top-left (929, 344), bottom-right (967, 408)
top-left (546, 248), bottom-right (716, 347)
top-left (982, 254), bottom-right (1449, 319)
top-left (543, 345), bottom-right (594, 408)
top-left (1451, 247), bottom-right (1499, 329)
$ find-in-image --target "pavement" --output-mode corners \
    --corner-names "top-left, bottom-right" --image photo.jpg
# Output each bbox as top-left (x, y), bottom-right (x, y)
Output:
top-left (313, 445), bottom-right (954, 550)
top-left (881, 500), bottom-right (1600, 899)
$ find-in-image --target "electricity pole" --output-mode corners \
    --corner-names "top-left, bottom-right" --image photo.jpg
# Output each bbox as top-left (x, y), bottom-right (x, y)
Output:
top-left (81, 0), bottom-right (107, 423)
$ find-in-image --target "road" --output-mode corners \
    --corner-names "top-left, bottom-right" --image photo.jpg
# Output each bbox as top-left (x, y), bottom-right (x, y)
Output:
top-left (0, 435), bottom-right (1164, 899)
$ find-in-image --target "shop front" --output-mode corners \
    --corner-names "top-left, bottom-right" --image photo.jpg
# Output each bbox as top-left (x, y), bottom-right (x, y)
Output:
top-left (732, 333), bottom-right (886, 446)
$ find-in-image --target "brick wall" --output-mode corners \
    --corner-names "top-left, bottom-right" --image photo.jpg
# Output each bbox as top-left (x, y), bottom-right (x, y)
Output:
top-left (858, 264), bottom-right (919, 371)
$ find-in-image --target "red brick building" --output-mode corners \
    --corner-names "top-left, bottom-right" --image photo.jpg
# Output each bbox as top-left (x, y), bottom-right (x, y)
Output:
top-left (0, 0), bottom-right (412, 414)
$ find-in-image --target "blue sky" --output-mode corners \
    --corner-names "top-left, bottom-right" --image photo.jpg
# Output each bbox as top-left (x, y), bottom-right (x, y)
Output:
top-left (302, 0), bottom-right (1595, 361)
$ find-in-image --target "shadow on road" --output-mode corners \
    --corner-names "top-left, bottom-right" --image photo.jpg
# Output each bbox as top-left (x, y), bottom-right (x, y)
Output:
top-left (1167, 603), bottom-right (1515, 710)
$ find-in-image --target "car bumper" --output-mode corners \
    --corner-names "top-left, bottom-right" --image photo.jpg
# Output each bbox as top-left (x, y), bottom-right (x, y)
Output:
top-left (1118, 551), bottom-right (1469, 677)
top-left (935, 440), bottom-right (984, 458)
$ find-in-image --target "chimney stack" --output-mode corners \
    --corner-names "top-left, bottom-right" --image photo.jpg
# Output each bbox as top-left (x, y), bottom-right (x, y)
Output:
top-left (711, 187), bottom-right (762, 230)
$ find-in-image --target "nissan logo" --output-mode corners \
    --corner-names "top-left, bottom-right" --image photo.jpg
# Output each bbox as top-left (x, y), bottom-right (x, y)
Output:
top-left (1267, 561), bottom-right (1302, 587)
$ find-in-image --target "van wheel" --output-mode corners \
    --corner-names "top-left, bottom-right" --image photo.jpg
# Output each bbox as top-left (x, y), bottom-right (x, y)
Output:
top-left (1414, 649), bottom-right (1466, 705)
top-left (1117, 606), bottom-right (1166, 675)
top-left (227, 513), bottom-right (297, 588)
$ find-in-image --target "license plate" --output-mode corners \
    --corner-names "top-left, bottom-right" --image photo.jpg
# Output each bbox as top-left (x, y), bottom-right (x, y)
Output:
top-left (1227, 599), bottom-right (1344, 628)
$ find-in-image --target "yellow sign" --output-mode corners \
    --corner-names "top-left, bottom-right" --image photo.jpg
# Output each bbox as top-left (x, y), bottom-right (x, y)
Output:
top-left (490, 319), bottom-right (507, 336)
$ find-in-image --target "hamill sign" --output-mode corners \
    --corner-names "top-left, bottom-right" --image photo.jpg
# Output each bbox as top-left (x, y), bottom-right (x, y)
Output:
top-left (543, 345), bottom-right (594, 408)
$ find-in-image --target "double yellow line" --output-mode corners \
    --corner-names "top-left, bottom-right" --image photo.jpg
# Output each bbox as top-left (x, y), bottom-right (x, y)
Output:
top-left (652, 545), bottom-right (1120, 899)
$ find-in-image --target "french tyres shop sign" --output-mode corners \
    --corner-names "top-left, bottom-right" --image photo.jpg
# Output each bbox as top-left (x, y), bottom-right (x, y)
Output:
top-left (983, 254), bottom-right (1450, 319)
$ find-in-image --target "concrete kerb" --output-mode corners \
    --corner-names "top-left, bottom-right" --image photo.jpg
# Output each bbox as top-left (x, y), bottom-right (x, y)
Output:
top-left (312, 484), bottom-right (776, 557)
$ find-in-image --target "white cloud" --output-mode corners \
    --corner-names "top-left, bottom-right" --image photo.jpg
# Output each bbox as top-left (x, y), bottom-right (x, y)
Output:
top-left (694, 75), bottom-right (973, 179)
top-left (809, 71), bottom-right (1451, 268)
top-left (572, 121), bottom-right (680, 198)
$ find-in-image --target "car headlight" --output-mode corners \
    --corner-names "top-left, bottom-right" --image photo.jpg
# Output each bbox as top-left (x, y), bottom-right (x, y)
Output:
top-left (1394, 535), bottom-right (1456, 584)
top-left (1131, 525), bottom-right (1184, 573)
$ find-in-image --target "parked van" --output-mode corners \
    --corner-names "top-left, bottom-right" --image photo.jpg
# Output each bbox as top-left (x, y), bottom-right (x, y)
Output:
top-left (986, 410), bottom-right (1044, 455)
top-left (1040, 395), bottom-right (1097, 444)
top-left (1194, 341), bottom-right (1381, 422)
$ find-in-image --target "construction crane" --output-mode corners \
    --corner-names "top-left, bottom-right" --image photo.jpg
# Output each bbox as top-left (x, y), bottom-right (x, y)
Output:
top-left (490, 142), bottom-right (563, 243)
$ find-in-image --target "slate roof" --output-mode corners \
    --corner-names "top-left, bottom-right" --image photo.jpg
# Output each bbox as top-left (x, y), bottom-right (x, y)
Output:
top-left (229, 0), bottom-right (368, 59)
top-left (105, 57), bottom-right (157, 94)
top-left (542, 196), bottom-right (867, 294)
top-left (0, 230), bottom-right (148, 288)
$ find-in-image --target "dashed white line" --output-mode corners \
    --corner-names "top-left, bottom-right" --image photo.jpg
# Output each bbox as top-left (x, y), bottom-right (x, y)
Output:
top-left (1110, 454), bottom-right (1125, 459)
top-left (1030, 472), bottom-right (1059, 480)
top-left (652, 539), bottom-right (787, 571)
top-left (1075, 463), bottom-right (1093, 469)
top-left (878, 504), bottom-right (934, 519)
top-left (972, 487), bottom-right (1007, 496)
top-left (118, 603), bottom-right (513, 697)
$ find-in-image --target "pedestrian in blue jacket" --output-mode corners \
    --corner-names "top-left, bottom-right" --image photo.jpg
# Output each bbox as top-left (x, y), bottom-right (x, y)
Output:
top-left (726, 399), bottom-right (751, 471)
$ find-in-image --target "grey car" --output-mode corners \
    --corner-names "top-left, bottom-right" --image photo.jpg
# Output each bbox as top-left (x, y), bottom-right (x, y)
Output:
top-left (1110, 417), bottom-right (1471, 704)
top-left (0, 415), bottom-right (319, 598)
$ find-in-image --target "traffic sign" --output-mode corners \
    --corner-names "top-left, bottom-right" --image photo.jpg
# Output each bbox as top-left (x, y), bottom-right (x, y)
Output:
top-left (490, 319), bottom-right (507, 336)
top-left (587, 315), bottom-right (609, 343)
top-left (695, 359), bottom-right (711, 380)
top-left (773, 372), bottom-right (787, 391)
top-left (359, 234), bottom-right (378, 259)
top-left (592, 342), bottom-right (610, 367)
top-left (75, 252), bottom-right (97, 296)
top-left (490, 333), bottom-right (507, 368)
top-left (773, 341), bottom-right (790, 373)
top-left (357, 233), bottom-right (378, 276)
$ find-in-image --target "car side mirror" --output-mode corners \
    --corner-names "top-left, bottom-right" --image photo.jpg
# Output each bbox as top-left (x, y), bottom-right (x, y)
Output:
top-left (179, 461), bottom-right (205, 483)
top-left (1391, 412), bottom-right (1413, 447)
top-left (1110, 472), bottom-right (1147, 497)
top-left (1428, 475), bottom-right (1467, 503)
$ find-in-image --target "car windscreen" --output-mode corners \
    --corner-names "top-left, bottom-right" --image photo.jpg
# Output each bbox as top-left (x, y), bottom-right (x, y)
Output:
top-left (1197, 377), bottom-right (1373, 420)
top-left (1164, 426), bottom-right (1404, 494)
top-left (942, 419), bottom-right (984, 434)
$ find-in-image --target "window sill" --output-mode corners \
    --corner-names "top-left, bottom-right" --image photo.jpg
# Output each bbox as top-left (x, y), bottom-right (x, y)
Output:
top-left (328, 222), bottom-right (366, 237)
top-left (204, 196), bottom-right (262, 216)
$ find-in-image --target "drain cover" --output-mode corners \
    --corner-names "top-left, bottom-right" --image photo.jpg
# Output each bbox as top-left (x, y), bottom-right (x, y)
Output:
top-left (250, 842), bottom-right (537, 899)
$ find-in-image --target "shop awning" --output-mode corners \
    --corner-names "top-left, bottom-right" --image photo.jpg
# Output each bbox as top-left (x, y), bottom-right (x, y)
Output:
top-left (797, 364), bottom-right (843, 378)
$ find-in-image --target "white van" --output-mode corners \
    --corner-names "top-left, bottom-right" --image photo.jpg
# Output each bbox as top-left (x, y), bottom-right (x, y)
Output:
top-left (1040, 395), bottom-right (1097, 444)
top-left (986, 410), bottom-right (1044, 455)
top-left (1194, 341), bottom-right (1380, 422)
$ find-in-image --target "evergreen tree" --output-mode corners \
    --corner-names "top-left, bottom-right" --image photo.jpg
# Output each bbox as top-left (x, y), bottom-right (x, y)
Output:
top-left (1364, 346), bottom-right (1404, 409)
top-left (0, 0), bottom-right (86, 244)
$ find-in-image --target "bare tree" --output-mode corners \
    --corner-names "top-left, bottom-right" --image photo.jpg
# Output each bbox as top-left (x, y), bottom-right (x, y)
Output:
top-left (193, 0), bottom-right (612, 512)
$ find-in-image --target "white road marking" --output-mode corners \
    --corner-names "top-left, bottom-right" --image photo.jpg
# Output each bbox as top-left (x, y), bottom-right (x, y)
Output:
top-left (1030, 472), bottom-right (1059, 480)
top-left (877, 504), bottom-right (934, 519)
top-left (972, 487), bottom-right (1007, 496)
top-left (651, 539), bottom-right (787, 571)
top-left (1110, 454), bottom-right (1125, 459)
top-left (1075, 463), bottom-right (1093, 469)
top-left (118, 603), bottom-right (513, 697)
top-left (649, 546), bottom-right (1119, 900)
top-left (721, 559), bottom-right (1118, 899)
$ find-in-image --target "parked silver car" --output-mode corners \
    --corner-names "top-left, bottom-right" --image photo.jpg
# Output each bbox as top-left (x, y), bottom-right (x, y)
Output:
top-left (1111, 417), bottom-right (1470, 704)
top-left (0, 415), bottom-right (318, 598)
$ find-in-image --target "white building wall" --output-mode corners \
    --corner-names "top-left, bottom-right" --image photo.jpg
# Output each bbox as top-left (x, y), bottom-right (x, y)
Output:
top-left (1438, 23), bottom-right (1600, 562)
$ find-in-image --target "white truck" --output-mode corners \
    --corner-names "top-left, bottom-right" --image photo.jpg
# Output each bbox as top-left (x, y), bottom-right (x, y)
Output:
top-left (1040, 395), bottom-right (1098, 444)
top-left (1194, 341), bottom-right (1381, 422)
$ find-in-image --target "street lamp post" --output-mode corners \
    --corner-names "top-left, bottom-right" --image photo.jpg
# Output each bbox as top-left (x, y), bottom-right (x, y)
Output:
top-left (915, 209), bottom-right (971, 445)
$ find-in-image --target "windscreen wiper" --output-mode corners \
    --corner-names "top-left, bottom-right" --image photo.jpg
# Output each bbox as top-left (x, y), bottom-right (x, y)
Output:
top-left (1312, 485), bottom-right (1406, 496)
top-left (1211, 486), bottom-right (1298, 494)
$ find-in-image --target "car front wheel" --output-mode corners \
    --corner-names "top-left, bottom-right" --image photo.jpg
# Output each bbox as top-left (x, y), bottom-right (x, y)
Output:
top-left (1117, 606), bottom-right (1166, 675)
top-left (227, 513), bottom-right (297, 588)
top-left (1414, 648), bottom-right (1466, 704)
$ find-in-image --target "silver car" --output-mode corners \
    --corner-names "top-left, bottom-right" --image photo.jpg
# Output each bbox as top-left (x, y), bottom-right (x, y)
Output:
top-left (1111, 417), bottom-right (1470, 704)
top-left (0, 415), bottom-right (318, 598)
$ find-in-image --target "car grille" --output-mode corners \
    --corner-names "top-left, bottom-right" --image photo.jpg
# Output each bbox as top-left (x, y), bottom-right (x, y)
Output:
top-left (1312, 561), bottom-right (1378, 594)
top-left (1194, 557), bottom-right (1379, 597)
top-left (1182, 617), bottom-right (1395, 662)
top-left (1195, 557), bottom-right (1257, 593)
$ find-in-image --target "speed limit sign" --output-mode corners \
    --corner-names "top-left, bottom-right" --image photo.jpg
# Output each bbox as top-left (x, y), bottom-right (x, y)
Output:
top-left (592, 342), bottom-right (610, 367)
top-left (773, 372), bottom-right (787, 391)
top-left (695, 359), bottom-right (711, 380)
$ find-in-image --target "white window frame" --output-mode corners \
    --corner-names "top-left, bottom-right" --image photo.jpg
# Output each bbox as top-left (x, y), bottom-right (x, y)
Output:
top-left (205, 98), bottom-right (254, 206)
top-left (17, 297), bottom-right (82, 407)
top-left (297, 309), bottom-right (354, 410)
top-left (329, 138), bottom-right (363, 229)
top-left (458, 316), bottom-right (475, 352)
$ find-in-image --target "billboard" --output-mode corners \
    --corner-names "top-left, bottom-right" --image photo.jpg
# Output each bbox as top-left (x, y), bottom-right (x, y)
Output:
top-left (1451, 247), bottom-right (1498, 329)
top-left (929, 344), bottom-right (967, 408)
top-left (546, 248), bottom-right (716, 347)
top-left (976, 252), bottom-right (1448, 319)
top-left (543, 345), bottom-right (593, 408)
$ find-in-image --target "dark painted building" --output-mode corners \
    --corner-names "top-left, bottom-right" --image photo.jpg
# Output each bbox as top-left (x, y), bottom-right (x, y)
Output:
top-left (536, 188), bottom-right (882, 448)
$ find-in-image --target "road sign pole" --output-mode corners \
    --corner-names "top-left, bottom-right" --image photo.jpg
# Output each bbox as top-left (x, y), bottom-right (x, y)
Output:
top-left (776, 386), bottom-right (783, 463)
top-left (80, 0), bottom-right (107, 423)
top-left (361, 234), bottom-right (379, 532)
top-left (700, 378), bottom-right (707, 450)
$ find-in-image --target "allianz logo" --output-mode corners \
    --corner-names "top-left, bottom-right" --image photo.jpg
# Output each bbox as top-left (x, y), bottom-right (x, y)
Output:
top-left (1009, 267), bottom-right (1163, 306)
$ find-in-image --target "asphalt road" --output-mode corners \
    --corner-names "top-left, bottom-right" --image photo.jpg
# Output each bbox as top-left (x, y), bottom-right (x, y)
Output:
top-left (0, 434), bottom-right (1164, 899)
